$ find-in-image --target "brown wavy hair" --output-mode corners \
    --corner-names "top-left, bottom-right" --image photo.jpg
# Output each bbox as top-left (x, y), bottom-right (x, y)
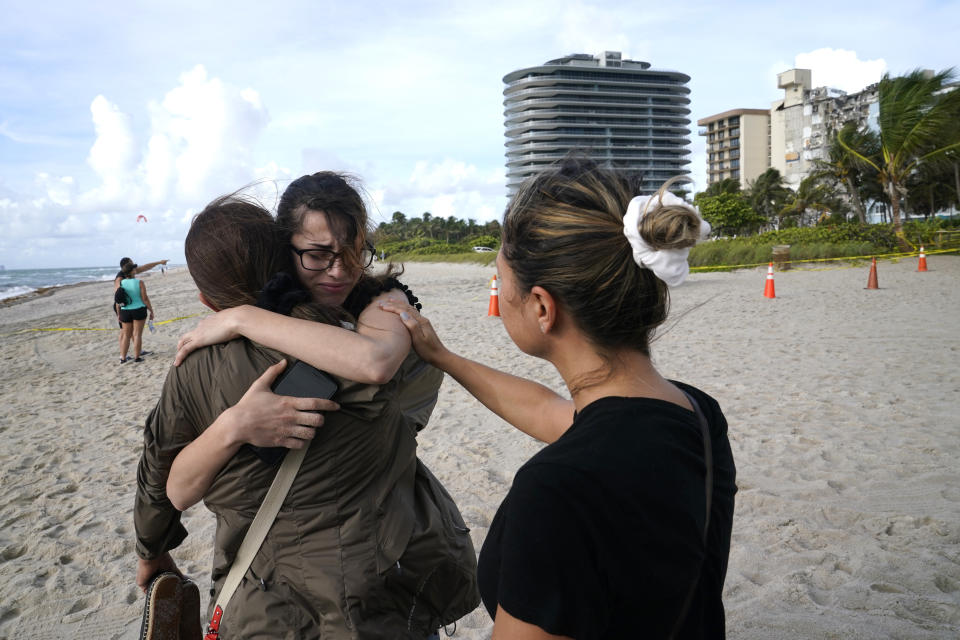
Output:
top-left (184, 194), bottom-right (346, 325)
top-left (277, 170), bottom-right (402, 318)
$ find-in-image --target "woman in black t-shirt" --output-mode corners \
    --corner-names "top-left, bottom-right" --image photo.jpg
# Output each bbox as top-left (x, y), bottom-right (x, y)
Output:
top-left (381, 158), bottom-right (737, 639)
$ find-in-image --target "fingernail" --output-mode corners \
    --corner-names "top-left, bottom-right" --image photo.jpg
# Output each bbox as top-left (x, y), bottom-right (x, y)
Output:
top-left (400, 311), bottom-right (410, 320)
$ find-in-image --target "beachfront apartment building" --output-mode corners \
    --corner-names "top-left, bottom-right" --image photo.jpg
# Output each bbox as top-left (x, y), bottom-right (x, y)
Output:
top-left (770, 69), bottom-right (879, 187)
top-left (697, 109), bottom-right (771, 187)
top-left (698, 69), bottom-right (880, 191)
top-left (502, 51), bottom-right (692, 197)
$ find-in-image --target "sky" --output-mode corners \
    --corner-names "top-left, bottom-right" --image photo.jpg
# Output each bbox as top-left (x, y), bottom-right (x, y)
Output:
top-left (1, 0), bottom-right (958, 269)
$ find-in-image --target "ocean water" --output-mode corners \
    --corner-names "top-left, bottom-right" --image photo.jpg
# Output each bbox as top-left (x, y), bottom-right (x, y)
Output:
top-left (0, 266), bottom-right (121, 301)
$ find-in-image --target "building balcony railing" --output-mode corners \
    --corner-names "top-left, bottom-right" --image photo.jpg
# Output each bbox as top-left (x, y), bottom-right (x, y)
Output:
top-left (507, 139), bottom-right (686, 151)
top-left (503, 86), bottom-right (692, 104)
top-left (504, 95), bottom-right (680, 111)
top-left (507, 153), bottom-right (690, 165)
top-left (505, 122), bottom-right (691, 136)
top-left (504, 107), bottom-right (664, 121)
top-left (504, 75), bottom-right (688, 93)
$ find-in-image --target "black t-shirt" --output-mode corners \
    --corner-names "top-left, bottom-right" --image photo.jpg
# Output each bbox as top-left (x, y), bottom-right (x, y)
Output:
top-left (477, 383), bottom-right (736, 639)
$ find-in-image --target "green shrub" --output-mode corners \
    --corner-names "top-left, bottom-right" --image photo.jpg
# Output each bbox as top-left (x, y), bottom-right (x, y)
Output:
top-left (689, 225), bottom-right (893, 268)
top-left (387, 251), bottom-right (497, 265)
top-left (464, 234), bottom-right (500, 249)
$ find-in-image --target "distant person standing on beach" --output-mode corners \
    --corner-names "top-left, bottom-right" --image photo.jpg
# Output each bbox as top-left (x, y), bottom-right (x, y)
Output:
top-left (113, 257), bottom-right (167, 326)
top-left (116, 262), bottom-right (154, 363)
top-left (381, 158), bottom-right (737, 639)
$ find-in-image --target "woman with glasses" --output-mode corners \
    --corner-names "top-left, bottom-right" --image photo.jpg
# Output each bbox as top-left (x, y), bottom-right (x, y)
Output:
top-left (137, 174), bottom-right (478, 637)
top-left (174, 171), bottom-right (415, 382)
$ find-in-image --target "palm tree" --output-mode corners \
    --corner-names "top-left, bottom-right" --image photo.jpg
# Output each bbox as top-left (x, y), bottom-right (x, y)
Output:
top-left (815, 123), bottom-right (880, 223)
top-left (779, 176), bottom-right (837, 227)
top-left (745, 168), bottom-right (790, 226)
top-left (702, 178), bottom-right (741, 197)
top-left (839, 69), bottom-right (960, 235)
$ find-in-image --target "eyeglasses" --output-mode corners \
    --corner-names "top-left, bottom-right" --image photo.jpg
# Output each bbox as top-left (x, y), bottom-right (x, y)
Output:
top-left (291, 243), bottom-right (375, 272)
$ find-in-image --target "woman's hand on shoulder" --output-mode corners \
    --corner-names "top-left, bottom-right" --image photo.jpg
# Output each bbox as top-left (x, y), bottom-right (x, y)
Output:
top-left (223, 360), bottom-right (340, 449)
top-left (377, 298), bottom-right (450, 367)
top-left (174, 307), bottom-right (246, 365)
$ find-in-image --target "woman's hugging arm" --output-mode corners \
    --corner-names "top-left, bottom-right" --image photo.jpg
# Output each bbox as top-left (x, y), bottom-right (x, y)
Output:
top-left (175, 297), bottom-right (412, 385)
top-left (166, 360), bottom-right (339, 510)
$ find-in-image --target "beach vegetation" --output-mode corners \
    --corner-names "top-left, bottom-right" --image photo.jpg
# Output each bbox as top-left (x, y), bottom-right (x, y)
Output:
top-left (813, 123), bottom-right (882, 224)
top-left (778, 175), bottom-right (848, 228)
top-left (373, 212), bottom-right (502, 261)
top-left (693, 192), bottom-right (765, 236)
top-left (701, 178), bottom-right (741, 197)
top-left (838, 68), bottom-right (960, 236)
top-left (686, 218), bottom-right (960, 269)
top-left (744, 168), bottom-right (791, 225)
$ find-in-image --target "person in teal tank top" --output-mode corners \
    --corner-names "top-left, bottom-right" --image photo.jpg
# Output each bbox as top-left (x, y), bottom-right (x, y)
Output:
top-left (120, 278), bottom-right (146, 310)
top-left (117, 262), bottom-right (155, 363)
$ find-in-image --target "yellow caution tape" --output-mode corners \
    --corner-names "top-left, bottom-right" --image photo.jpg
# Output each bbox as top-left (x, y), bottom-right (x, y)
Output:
top-left (689, 246), bottom-right (958, 273)
top-left (0, 311), bottom-right (209, 339)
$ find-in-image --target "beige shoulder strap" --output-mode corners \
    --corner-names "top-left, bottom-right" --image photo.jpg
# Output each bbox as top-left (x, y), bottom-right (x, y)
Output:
top-left (205, 446), bottom-right (307, 637)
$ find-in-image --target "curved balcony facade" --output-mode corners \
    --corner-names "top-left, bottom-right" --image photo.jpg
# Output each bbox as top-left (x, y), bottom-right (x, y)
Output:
top-left (503, 52), bottom-right (691, 197)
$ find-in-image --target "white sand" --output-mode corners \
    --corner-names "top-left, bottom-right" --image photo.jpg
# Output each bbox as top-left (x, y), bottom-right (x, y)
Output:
top-left (0, 258), bottom-right (958, 639)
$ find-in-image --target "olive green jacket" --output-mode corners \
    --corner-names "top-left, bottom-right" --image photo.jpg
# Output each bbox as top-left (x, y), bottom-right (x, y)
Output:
top-left (134, 338), bottom-right (479, 639)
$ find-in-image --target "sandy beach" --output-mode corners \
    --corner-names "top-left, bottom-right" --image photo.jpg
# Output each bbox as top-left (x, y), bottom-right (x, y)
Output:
top-left (0, 257), bottom-right (958, 639)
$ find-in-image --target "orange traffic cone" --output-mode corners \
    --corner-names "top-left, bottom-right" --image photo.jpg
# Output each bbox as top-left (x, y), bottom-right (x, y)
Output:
top-left (487, 275), bottom-right (500, 317)
top-left (763, 263), bottom-right (776, 299)
top-left (918, 246), bottom-right (928, 272)
top-left (865, 257), bottom-right (879, 289)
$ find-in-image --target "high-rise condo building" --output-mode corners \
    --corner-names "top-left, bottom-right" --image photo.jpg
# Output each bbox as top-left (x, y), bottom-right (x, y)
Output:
top-left (770, 69), bottom-right (878, 187)
top-left (502, 51), bottom-right (692, 197)
top-left (697, 109), bottom-right (771, 187)
top-left (698, 70), bottom-right (880, 191)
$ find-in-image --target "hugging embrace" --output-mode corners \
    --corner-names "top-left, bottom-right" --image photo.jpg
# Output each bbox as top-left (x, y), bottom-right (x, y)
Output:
top-left (134, 160), bottom-right (736, 640)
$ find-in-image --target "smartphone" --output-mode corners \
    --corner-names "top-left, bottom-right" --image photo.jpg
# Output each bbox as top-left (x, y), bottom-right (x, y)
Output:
top-left (271, 360), bottom-right (339, 399)
top-left (250, 360), bottom-right (339, 465)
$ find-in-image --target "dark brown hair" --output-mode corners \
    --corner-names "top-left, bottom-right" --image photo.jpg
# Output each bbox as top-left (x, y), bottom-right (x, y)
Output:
top-left (502, 158), bottom-right (701, 360)
top-left (277, 171), bottom-right (371, 274)
top-left (184, 194), bottom-right (345, 325)
top-left (277, 170), bottom-right (402, 318)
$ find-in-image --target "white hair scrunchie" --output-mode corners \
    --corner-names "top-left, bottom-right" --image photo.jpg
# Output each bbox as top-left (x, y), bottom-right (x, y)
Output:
top-left (622, 191), bottom-right (711, 287)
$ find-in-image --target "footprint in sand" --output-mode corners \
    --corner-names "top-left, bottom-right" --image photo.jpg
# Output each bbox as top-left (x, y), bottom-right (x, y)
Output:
top-left (48, 482), bottom-right (79, 498)
top-left (1, 544), bottom-right (27, 561)
top-left (0, 607), bottom-right (20, 625)
top-left (933, 575), bottom-right (958, 593)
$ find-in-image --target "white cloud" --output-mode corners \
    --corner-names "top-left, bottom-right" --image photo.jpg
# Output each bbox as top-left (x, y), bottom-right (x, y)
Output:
top-left (35, 172), bottom-right (76, 207)
top-left (406, 159), bottom-right (502, 195)
top-left (795, 48), bottom-right (886, 94)
top-left (428, 191), bottom-right (500, 222)
top-left (150, 65), bottom-right (269, 203)
top-left (87, 95), bottom-right (137, 201)
top-left (56, 214), bottom-right (88, 236)
top-left (370, 159), bottom-right (507, 223)
top-left (74, 65), bottom-right (272, 211)
top-left (0, 66), bottom-right (276, 266)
